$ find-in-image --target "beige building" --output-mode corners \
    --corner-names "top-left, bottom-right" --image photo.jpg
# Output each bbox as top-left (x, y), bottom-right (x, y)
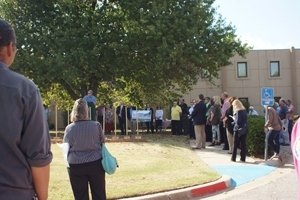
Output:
top-left (182, 47), bottom-right (300, 116)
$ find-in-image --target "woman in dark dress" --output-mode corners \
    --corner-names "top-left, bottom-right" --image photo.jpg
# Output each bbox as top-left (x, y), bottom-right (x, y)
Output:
top-left (231, 99), bottom-right (248, 162)
top-left (223, 97), bottom-right (236, 154)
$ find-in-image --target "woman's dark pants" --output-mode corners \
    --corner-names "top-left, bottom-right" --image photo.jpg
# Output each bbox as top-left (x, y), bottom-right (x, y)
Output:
top-left (231, 132), bottom-right (247, 162)
top-left (68, 159), bottom-right (106, 200)
top-left (268, 130), bottom-right (280, 154)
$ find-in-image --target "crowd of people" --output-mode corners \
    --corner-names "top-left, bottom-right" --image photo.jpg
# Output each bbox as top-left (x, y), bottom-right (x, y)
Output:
top-left (185, 92), bottom-right (248, 162)
top-left (175, 92), bottom-right (295, 162)
top-left (1, 18), bottom-right (299, 200)
top-left (71, 88), bottom-right (296, 165)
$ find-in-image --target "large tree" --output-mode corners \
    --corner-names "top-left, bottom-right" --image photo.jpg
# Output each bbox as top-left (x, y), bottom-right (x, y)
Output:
top-left (1, 0), bottom-right (250, 108)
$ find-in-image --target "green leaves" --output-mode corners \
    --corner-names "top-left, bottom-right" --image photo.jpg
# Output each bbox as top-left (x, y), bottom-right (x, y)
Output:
top-left (1, 0), bottom-right (250, 108)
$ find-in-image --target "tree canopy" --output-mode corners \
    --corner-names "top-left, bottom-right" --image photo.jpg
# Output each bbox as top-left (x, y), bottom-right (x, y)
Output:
top-left (0, 0), bottom-right (250, 109)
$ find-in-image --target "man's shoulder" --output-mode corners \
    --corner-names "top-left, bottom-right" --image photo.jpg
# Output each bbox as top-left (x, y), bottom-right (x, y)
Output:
top-left (199, 101), bottom-right (206, 107)
top-left (282, 105), bottom-right (288, 110)
top-left (0, 69), bottom-right (38, 96)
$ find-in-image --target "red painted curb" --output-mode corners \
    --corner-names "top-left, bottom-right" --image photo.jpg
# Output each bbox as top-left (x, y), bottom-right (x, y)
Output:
top-left (191, 181), bottom-right (227, 197)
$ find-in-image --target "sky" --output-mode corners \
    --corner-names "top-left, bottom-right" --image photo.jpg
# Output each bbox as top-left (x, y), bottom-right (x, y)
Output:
top-left (213, 0), bottom-right (300, 50)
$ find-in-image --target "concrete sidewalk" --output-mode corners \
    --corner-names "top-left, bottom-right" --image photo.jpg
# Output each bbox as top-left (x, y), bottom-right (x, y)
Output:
top-left (120, 140), bottom-right (292, 200)
top-left (190, 140), bottom-right (277, 187)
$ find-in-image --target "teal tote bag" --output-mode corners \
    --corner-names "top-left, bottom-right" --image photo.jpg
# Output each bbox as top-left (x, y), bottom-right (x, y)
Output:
top-left (101, 144), bottom-right (118, 175)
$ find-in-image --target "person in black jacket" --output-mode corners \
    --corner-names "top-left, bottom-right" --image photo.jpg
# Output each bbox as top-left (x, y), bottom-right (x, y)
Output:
top-left (145, 104), bottom-right (154, 133)
top-left (231, 99), bottom-right (248, 162)
top-left (116, 101), bottom-right (126, 135)
top-left (179, 99), bottom-right (189, 135)
top-left (190, 94), bottom-right (207, 149)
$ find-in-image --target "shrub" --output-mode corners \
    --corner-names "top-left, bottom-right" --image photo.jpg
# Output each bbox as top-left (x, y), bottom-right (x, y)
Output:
top-left (239, 99), bottom-right (250, 113)
top-left (247, 115), bottom-right (266, 156)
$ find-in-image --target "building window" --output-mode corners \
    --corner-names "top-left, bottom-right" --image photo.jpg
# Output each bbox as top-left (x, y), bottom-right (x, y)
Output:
top-left (274, 97), bottom-right (281, 103)
top-left (237, 62), bottom-right (247, 78)
top-left (270, 61), bottom-right (280, 77)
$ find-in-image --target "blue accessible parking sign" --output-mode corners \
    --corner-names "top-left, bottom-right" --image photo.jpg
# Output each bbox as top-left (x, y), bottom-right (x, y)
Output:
top-left (261, 87), bottom-right (274, 106)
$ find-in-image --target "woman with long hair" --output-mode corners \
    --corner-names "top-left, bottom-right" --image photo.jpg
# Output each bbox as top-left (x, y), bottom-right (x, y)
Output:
top-left (64, 99), bottom-right (106, 200)
top-left (223, 97), bottom-right (236, 154)
top-left (231, 99), bottom-right (248, 162)
top-left (265, 106), bottom-right (282, 159)
top-left (208, 96), bottom-right (222, 146)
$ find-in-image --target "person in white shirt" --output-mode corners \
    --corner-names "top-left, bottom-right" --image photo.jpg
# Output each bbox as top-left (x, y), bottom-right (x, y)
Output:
top-left (249, 106), bottom-right (258, 116)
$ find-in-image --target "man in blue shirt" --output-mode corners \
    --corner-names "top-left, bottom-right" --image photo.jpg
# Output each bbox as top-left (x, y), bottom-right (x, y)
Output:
top-left (248, 106), bottom-right (258, 116)
top-left (279, 99), bottom-right (290, 145)
top-left (83, 90), bottom-right (97, 121)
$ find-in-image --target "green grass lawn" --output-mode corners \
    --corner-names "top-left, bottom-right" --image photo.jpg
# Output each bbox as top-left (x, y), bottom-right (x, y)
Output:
top-left (49, 134), bottom-right (220, 200)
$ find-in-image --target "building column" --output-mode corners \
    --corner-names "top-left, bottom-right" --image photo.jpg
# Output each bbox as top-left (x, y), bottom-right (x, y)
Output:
top-left (290, 47), bottom-right (298, 113)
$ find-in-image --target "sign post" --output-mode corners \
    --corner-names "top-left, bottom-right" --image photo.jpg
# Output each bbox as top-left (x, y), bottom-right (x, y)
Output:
top-left (264, 105), bottom-right (268, 161)
top-left (261, 87), bottom-right (274, 161)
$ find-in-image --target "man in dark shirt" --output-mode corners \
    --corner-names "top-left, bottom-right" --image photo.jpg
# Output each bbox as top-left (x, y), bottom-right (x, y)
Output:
top-left (116, 101), bottom-right (126, 135)
top-left (179, 99), bottom-right (189, 135)
top-left (0, 19), bottom-right (52, 200)
top-left (96, 103), bottom-right (105, 126)
top-left (279, 98), bottom-right (290, 145)
top-left (190, 94), bottom-right (207, 149)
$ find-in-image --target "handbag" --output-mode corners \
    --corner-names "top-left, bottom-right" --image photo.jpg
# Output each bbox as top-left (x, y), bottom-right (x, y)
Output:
top-left (101, 144), bottom-right (118, 175)
top-left (237, 124), bottom-right (247, 137)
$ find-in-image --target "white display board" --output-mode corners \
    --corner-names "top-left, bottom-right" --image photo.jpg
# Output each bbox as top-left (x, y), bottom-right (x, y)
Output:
top-left (132, 110), bottom-right (152, 122)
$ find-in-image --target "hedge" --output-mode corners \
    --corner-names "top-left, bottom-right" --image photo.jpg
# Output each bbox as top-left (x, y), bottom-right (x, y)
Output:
top-left (246, 115), bottom-right (266, 156)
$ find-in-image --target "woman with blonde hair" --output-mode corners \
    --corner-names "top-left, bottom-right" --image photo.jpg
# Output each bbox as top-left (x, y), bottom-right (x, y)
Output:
top-left (231, 99), bottom-right (248, 162)
top-left (64, 98), bottom-right (106, 200)
top-left (208, 96), bottom-right (222, 146)
top-left (223, 97), bottom-right (236, 154)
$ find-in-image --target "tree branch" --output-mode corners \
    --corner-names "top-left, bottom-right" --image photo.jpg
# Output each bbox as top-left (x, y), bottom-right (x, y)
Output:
top-left (60, 79), bottom-right (80, 100)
